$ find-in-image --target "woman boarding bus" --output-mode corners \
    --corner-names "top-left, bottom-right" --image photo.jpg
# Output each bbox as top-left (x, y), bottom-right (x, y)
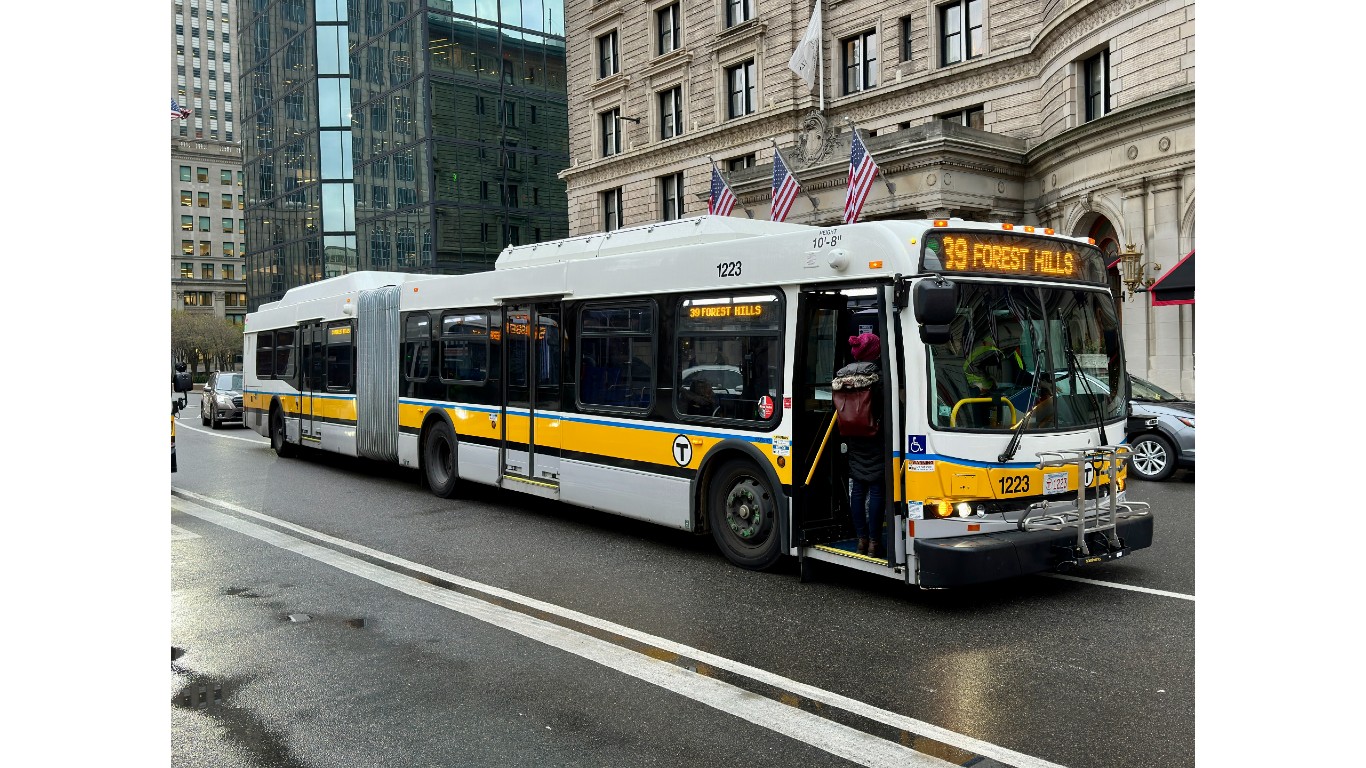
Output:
top-left (243, 216), bottom-right (1151, 588)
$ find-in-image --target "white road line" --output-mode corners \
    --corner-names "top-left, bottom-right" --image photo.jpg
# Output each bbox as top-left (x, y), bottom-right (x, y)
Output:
top-left (176, 423), bottom-right (265, 443)
top-left (171, 524), bottom-right (200, 540)
top-left (1042, 572), bottom-right (1195, 601)
top-left (173, 488), bottom-right (1068, 768)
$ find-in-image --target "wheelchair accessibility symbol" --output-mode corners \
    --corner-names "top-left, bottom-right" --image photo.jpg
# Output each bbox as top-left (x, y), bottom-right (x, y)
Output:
top-left (906, 435), bottom-right (926, 455)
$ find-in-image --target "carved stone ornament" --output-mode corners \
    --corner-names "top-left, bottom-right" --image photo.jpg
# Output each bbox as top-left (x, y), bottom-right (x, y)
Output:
top-left (926, 173), bottom-right (937, 187)
top-left (792, 109), bottom-right (837, 168)
top-left (1158, 137), bottom-right (1171, 152)
top-left (943, 171), bottom-right (952, 187)
top-left (1050, 173), bottom-right (1057, 188)
top-left (998, 180), bottom-right (1006, 194)
top-left (1126, 145), bottom-right (1139, 160)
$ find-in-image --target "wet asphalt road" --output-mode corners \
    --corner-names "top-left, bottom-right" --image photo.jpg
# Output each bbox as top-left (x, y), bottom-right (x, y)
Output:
top-left (170, 395), bottom-right (1195, 768)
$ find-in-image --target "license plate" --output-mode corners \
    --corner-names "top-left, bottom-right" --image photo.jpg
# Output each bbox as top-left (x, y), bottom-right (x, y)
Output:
top-left (1044, 471), bottom-right (1068, 495)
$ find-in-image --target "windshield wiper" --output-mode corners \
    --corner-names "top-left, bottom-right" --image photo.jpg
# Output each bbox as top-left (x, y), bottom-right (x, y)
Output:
top-left (1063, 342), bottom-right (1108, 449)
top-left (998, 348), bottom-right (1046, 463)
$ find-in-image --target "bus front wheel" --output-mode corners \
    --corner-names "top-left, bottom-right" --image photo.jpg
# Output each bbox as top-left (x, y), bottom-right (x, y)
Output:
top-left (270, 408), bottom-right (295, 458)
top-left (708, 460), bottom-right (781, 571)
top-left (423, 421), bottom-right (460, 498)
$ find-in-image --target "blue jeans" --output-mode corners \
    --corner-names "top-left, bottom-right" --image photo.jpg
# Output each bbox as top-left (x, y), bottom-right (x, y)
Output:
top-left (849, 477), bottom-right (885, 542)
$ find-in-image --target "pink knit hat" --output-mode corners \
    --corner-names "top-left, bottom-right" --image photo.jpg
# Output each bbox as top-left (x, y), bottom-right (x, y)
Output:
top-left (849, 333), bottom-right (881, 361)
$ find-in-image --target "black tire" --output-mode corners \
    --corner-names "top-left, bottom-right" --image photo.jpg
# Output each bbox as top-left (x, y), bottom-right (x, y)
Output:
top-left (707, 459), bottom-right (782, 570)
top-left (210, 407), bottom-right (220, 430)
top-left (270, 407), bottom-right (295, 458)
top-left (200, 405), bottom-right (209, 426)
top-left (1128, 433), bottom-right (1176, 482)
top-left (423, 421), bottom-right (459, 498)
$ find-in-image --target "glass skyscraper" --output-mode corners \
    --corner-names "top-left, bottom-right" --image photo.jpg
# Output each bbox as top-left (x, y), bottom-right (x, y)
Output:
top-left (240, 0), bottom-right (569, 311)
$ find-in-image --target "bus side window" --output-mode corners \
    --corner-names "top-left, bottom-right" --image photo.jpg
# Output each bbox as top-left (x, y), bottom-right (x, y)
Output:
top-left (274, 329), bottom-right (296, 379)
top-left (256, 331), bottom-right (274, 378)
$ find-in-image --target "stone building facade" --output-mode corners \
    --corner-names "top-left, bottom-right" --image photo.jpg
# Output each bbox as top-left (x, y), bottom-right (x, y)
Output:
top-left (560, 0), bottom-right (1195, 397)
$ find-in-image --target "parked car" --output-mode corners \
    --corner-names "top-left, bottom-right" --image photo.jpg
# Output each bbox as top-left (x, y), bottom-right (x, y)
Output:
top-left (681, 365), bottom-right (744, 395)
top-left (201, 371), bottom-right (245, 429)
top-left (1126, 374), bottom-right (1194, 481)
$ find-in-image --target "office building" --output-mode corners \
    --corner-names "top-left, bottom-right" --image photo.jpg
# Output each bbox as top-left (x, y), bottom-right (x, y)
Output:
top-left (172, 0), bottom-right (249, 325)
top-left (560, 0), bottom-right (1195, 396)
top-left (239, 0), bottom-right (572, 311)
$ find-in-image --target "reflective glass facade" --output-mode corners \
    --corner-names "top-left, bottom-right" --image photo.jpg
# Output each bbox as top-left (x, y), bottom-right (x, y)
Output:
top-left (241, 0), bottom-right (569, 310)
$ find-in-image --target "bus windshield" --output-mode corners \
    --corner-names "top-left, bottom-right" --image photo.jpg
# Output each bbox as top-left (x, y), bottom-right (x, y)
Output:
top-left (927, 282), bottom-right (1124, 432)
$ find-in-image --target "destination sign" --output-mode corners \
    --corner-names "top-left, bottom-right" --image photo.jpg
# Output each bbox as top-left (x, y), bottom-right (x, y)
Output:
top-left (687, 304), bottom-right (767, 320)
top-left (922, 231), bottom-right (1106, 284)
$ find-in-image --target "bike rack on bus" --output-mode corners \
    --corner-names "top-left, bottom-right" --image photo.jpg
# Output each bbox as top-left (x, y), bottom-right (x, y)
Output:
top-left (1022, 446), bottom-right (1151, 558)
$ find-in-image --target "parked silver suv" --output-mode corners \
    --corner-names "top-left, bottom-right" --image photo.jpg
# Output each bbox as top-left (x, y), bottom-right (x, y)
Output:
top-left (201, 371), bottom-right (245, 429)
top-left (1126, 375), bottom-right (1195, 481)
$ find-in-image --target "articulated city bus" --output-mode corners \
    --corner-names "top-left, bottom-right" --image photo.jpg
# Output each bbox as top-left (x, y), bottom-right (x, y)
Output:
top-left (243, 216), bottom-right (1151, 588)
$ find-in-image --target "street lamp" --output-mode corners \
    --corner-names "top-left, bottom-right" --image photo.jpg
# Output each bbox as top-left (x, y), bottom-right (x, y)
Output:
top-left (1119, 242), bottom-right (1159, 299)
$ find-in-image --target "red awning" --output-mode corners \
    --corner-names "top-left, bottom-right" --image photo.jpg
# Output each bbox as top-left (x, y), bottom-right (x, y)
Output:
top-left (1150, 250), bottom-right (1194, 306)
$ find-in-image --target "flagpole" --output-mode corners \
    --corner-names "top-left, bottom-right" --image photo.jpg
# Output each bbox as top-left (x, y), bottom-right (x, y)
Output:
top-left (817, 0), bottom-right (824, 112)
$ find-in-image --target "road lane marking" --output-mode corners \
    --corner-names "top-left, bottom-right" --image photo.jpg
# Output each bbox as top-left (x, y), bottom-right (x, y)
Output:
top-left (172, 489), bottom-right (1066, 768)
top-left (1041, 573), bottom-right (1195, 601)
top-left (171, 524), bottom-right (200, 540)
top-left (175, 423), bottom-right (266, 443)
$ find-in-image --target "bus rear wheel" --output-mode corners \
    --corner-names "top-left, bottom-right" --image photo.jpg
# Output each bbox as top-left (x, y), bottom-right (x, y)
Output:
top-left (270, 408), bottom-right (295, 458)
top-left (423, 421), bottom-right (459, 498)
top-left (708, 460), bottom-right (781, 571)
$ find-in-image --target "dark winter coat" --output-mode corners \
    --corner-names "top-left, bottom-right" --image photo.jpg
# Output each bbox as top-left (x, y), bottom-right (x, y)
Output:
top-left (833, 361), bottom-right (884, 481)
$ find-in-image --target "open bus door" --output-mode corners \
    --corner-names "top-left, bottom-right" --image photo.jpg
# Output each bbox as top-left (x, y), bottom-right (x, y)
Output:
top-left (792, 290), bottom-right (854, 550)
top-left (793, 286), bottom-right (898, 571)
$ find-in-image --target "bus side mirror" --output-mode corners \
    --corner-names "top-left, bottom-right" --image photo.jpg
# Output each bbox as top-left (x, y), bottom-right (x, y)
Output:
top-left (914, 278), bottom-right (956, 345)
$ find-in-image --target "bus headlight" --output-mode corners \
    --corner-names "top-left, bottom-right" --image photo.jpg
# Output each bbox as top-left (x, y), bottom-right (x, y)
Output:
top-left (955, 502), bottom-right (973, 518)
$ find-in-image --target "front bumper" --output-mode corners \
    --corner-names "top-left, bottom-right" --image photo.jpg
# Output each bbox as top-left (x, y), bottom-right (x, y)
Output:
top-left (913, 513), bottom-right (1154, 588)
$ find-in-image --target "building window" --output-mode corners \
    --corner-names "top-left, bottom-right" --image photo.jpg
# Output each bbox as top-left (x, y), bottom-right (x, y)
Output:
top-left (601, 108), bottom-right (621, 157)
top-left (220, 169), bottom-right (232, 185)
top-left (196, 167), bottom-right (208, 183)
top-left (223, 264), bottom-right (235, 280)
top-left (221, 193), bottom-right (233, 209)
top-left (901, 16), bottom-right (914, 61)
top-left (238, 195), bottom-right (244, 210)
top-left (180, 261), bottom-right (194, 277)
top-left (598, 30), bottom-right (619, 78)
top-left (183, 291), bottom-right (215, 307)
top-left (196, 216), bottom-right (208, 232)
top-left (725, 0), bottom-right (754, 28)
top-left (660, 173), bottom-right (684, 221)
top-left (181, 190), bottom-right (193, 206)
top-left (200, 241), bottom-right (212, 256)
top-left (727, 154), bottom-right (755, 172)
top-left (180, 166), bottom-right (192, 182)
top-left (939, 0), bottom-right (983, 66)
top-left (659, 87), bottom-right (683, 139)
top-left (222, 218), bottom-right (233, 233)
top-left (181, 215), bottom-right (194, 231)
top-left (202, 264), bottom-right (214, 280)
top-left (657, 3), bottom-right (680, 55)
top-left (726, 59), bottom-right (756, 119)
top-left (1084, 50), bottom-right (1109, 122)
top-left (225, 292), bottom-right (247, 307)
top-left (938, 104), bottom-right (984, 129)
top-left (842, 30), bottom-right (878, 94)
top-left (222, 242), bottom-right (235, 258)
top-left (198, 192), bottom-right (209, 207)
top-left (602, 187), bottom-right (624, 231)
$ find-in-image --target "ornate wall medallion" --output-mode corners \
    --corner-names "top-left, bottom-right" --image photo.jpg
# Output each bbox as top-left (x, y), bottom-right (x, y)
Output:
top-left (1127, 145), bottom-right (1139, 160)
top-left (926, 173), bottom-right (937, 187)
top-left (1158, 136), bottom-right (1171, 152)
top-left (793, 109), bottom-right (837, 167)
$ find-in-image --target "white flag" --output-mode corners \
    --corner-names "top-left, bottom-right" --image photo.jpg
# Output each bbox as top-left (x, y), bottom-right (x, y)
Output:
top-left (787, 3), bottom-right (822, 91)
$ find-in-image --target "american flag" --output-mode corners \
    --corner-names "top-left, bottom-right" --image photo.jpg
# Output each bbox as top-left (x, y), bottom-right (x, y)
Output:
top-left (843, 128), bottom-right (879, 224)
top-left (708, 162), bottom-right (737, 217)
top-left (172, 98), bottom-right (191, 120)
top-left (770, 148), bottom-right (801, 223)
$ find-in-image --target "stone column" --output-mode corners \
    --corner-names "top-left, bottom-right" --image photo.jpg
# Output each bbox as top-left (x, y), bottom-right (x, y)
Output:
top-left (1117, 180), bottom-right (1150, 378)
top-left (1145, 173), bottom-right (1184, 395)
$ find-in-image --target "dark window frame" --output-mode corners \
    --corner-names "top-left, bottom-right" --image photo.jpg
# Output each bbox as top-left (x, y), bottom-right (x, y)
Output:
top-left (325, 321), bottom-right (355, 393)
top-left (659, 86), bottom-right (683, 139)
top-left (576, 300), bottom-right (658, 414)
top-left (673, 290), bottom-right (786, 428)
top-left (438, 311), bottom-right (490, 384)
top-left (725, 0), bottom-right (755, 28)
top-left (403, 312), bottom-right (432, 383)
top-left (598, 30), bottom-right (619, 78)
top-left (938, 0), bottom-right (983, 67)
top-left (1084, 49), bottom-right (1110, 122)
top-left (842, 29), bottom-right (878, 95)
top-left (600, 107), bottom-right (621, 157)
top-left (602, 187), bottom-right (624, 231)
top-left (726, 59), bottom-right (756, 119)
top-left (660, 172), bottom-right (684, 220)
top-left (657, 3), bottom-right (681, 55)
